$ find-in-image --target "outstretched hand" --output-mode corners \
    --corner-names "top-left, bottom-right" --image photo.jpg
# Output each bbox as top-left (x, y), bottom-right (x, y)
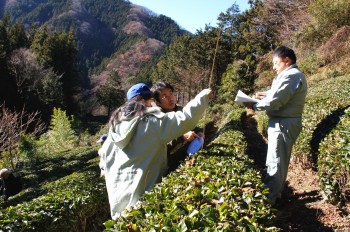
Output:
top-left (183, 131), bottom-right (200, 142)
top-left (207, 89), bottom-right (214, 100)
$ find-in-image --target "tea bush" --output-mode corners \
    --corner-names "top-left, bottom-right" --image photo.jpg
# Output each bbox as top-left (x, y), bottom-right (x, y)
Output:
top-left (318, 107), bottom-right (350, 205)
top-left (255, 74), bottom-right (350, 206)
top-left (293, 75), bottom-right (350, 165)
top-left (0, 146), bottom-right (110, 231)
top-left (3, 74), bottom-right (348, 230)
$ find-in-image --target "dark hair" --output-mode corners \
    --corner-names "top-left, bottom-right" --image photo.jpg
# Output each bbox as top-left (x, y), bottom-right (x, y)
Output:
top-left (108, 94), bottom-right (150, 128)
top-left (151, 82), bottom-right (174, 102)
top-left (273, 46), bottom-right (297, 64)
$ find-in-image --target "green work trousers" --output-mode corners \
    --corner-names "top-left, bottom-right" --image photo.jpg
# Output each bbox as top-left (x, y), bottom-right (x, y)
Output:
top-left (264, 117), bottom-right (302, 204)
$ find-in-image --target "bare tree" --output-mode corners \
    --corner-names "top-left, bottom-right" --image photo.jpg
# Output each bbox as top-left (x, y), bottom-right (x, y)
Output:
top-left (0, 104), bottom-right (46, 169)
top-left (8, 48), bottom-right (64, 109)
top-left (259, 0), bottom-right (311, 45)
top-left (8, 48), bottom-right (47, 97)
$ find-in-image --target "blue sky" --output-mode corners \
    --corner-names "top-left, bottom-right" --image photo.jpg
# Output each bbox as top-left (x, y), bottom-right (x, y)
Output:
top-left (129, 1), bottom-right (250, 33)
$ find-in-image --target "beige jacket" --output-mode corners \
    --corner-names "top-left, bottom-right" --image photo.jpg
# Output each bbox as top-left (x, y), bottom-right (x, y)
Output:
top-left (99, 89), bottom-right (211, 219)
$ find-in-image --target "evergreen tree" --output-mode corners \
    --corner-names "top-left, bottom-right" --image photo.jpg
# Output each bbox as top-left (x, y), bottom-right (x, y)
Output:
top-left (0, 17), bottom-right (10, 75)
top-left (8, 48), bottom-right (64, 117)
top-left (46, 107), bottom-right (78, 152)
top-left (218, 60), bottom-right (252, 105)
top-left (30, 26), bottom-right (80, 112)
top-left (8, 22), bottom-right (29, 50)
top-left (0, 16), bottom-right (21, 107)
top-left (96, 70), bottom-right (125, 115)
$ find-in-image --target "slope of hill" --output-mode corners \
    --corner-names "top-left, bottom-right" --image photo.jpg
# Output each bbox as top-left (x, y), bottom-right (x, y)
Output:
top-left (0, 0), bottom-right (187, 89)
top-left (2, 74), bottom-right (348, 230)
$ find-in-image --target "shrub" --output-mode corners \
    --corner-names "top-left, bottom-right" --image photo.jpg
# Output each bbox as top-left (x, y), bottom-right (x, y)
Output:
top-left (255, 52), bottom-right (274, 89)
top-left (296, 0), bottom-right (350, 50)
top-left (40, 107), bottom-right (79, 154)
top-left (255, 70), bottom-right (275, 90)
top-left (297, 50), bottom-right (320, 76)
top-left (18, 134), bottom-right (39, 166)
top-left (0, 105), bottom-right (45, 169)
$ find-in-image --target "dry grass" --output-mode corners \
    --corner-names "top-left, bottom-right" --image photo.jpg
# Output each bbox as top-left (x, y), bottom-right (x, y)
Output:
top-left (317, 26), bottom-right (350, 65)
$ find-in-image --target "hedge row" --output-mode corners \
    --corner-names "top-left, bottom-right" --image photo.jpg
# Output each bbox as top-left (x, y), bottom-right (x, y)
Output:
top-left (105, 109), bottom-right (278, 231)
top-left (318, 107), bottom-right (350, 205)
top-left (0, 147), bottom-right (109, 231)
top-left (293, 75), bottom-right (350, 165)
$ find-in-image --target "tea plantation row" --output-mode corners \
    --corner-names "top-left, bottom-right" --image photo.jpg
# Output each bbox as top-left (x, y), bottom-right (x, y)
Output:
top-left (0, 147), bottom-right (110, 231)
top-left (318, 106), bottom-right (350, 205)
top-left (292, 75), bottom-right (350, 205)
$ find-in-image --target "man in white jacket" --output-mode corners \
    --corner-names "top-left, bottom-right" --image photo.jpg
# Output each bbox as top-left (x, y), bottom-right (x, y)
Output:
top-left (243, 46), bottom-right (307, 205)
top-left (99, 83), bottom-right (213, 219)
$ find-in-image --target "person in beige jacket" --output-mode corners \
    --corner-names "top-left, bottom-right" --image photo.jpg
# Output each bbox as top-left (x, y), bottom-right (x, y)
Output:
top-left (99, 83), bottom-right (213, 219)
top-left (151, 81), bottom-right (202, 173)
top-left (244, 46), bottom-right (307, 205)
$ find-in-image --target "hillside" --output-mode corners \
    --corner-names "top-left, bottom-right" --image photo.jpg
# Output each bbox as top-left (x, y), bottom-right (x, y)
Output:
top-left (90, 4), bottom-right (169, 90)
top-left (1, 75), bottom-right (349, 231)
top-left (0, 0), bottom-right (189, 116)
top-left (1, 0), bottom-right (350, 229)
top-left (0, 0), bottom-right (186, 88)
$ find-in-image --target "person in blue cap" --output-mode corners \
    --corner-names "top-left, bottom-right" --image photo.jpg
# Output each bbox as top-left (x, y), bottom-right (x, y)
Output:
top-left (96, 134), bottom-right (108, 144)
top-left (98, 83), bottom-right (213, 219)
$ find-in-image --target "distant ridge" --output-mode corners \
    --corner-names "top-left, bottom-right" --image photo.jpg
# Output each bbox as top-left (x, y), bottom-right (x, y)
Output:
top-left (1, 0), bottom-right (187, 89)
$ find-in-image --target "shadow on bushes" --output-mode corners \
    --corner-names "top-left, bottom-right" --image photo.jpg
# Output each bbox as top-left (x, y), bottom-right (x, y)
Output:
top-left (1, 148), bottom-right (99, 208)
top-left (311, 105), bottom-right (350, 169)
top-left (241, 111), bottom-right (267, 172)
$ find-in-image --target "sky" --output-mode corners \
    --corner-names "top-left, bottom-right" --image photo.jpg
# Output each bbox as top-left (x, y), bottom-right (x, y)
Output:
top-left (129, 1), bottom-right (250, 33)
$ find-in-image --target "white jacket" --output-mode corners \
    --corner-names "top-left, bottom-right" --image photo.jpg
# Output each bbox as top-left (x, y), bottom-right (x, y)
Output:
top-left (99, 89), bottom-right (211, 219)
top-left (254, 64), bottom-right (307, 118)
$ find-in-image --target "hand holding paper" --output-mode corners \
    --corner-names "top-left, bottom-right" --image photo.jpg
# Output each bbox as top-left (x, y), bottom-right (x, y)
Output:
top-left (234, 90), bottom-right (259, 105)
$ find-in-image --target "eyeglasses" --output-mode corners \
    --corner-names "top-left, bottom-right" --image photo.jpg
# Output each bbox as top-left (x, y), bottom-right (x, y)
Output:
top-left (160, 93), bottom-right (175, 100)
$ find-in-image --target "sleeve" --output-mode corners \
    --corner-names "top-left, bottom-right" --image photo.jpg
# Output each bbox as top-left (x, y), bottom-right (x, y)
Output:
top-left (157, 89), bottom-right (211, 144)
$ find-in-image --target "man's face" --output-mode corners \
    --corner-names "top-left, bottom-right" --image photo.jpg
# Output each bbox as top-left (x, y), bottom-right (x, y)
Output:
top-left (273, 56), bottom-right (290, 75)
top-left (158, 88), bottom-right (176, 112)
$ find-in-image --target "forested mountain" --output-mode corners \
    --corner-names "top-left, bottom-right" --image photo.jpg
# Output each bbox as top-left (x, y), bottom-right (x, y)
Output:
top-left (0, 0), bottom-right (187, 115)
top-left (1, 0), bottom-right (349, 117)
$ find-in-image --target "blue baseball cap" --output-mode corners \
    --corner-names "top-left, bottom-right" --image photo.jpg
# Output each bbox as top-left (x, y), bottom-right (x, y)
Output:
top-left (96, 134), bottom-right (108, 143)
top-left (127, 83), bottom-right (153, 100)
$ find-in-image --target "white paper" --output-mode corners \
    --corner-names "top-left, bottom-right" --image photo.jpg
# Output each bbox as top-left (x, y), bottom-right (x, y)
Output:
top-left (234, 90), bottom-right (259, 104)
